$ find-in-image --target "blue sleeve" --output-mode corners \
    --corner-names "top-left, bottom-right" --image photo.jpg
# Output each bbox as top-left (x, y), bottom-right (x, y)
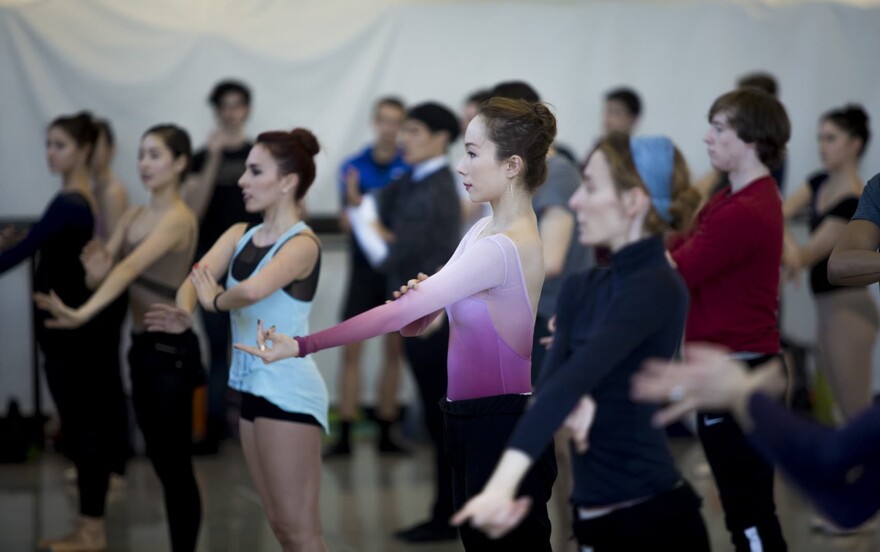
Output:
top-left (748, 393), bottom-right (880, 528)
top-left (508, 271), bottom-right (684, 459)
top-left (853, 173), bottom-right (880, 226)
top-left (0, 196), bottom-right (86, 275)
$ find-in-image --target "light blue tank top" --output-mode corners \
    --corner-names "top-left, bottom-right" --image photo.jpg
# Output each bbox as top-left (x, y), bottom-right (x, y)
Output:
top-left (227, 222), bottom-right (328, 432)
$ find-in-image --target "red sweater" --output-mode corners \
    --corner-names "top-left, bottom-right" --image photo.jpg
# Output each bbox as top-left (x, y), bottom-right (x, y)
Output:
top-left (668, 176), bottom-right (782, 353)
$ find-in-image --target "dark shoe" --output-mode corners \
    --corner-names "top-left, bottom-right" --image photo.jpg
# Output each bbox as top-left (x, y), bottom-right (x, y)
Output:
top-left (377, 437), bottom-right (412, 456)
top-left (322, 440), bottom-right (352, 459)
top-left (393, 520), bottom-right (458, 542)
top-left (191, 438), bottom-right (219, 456)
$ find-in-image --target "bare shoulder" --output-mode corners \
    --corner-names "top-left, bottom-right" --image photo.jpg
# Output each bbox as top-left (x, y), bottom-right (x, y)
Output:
top-left (502, 222), bottom-right (543, 262)
top-left (280, 229), bottom-right (321, 257)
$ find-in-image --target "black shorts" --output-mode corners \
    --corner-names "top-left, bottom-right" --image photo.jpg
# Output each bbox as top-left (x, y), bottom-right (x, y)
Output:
top-left (342, 260), bottom-right (389, 319)
top-left (239, 392), bottom-right (321, 428)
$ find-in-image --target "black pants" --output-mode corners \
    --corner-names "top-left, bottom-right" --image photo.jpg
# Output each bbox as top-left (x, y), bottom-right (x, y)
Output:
top-left (572, 483), bottom-right (710, 551)
top-left (442, 394), bottom-right (557, 552)
top-left (403, 321), bottom-right (454, 524)
top-left (698, 353), bottom-right (787, 551)
top-left (129, 331), bottom-right (203, 552)
top-left (202, 307), bottom-right (231, 443)
top-left (39, 321), bottom-right (128, 518)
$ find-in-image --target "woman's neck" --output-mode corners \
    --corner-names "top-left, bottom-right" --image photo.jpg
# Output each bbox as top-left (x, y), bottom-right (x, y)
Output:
top-left (63, 166), bottom-right (92, 197)
top-left (150, 180), bottom-right (181, 211)
top-left (827, 162), bottom-right (862, 194)
top-left (260, 201), bottom-right (300, 241)
top-left (487, 184), bottom-right (535, 233)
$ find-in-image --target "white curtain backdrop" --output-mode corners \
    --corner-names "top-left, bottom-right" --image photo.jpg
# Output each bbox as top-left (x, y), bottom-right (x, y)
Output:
top-left (2, 0), bottom-right (880, 217)
top-left (2, 0), bottom-right (880, 412)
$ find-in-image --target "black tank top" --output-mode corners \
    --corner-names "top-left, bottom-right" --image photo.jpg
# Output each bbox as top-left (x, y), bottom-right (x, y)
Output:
top-left (808, 173), bottom-right (860, 295)
top-left (230, 227), bottom-right (320, 302)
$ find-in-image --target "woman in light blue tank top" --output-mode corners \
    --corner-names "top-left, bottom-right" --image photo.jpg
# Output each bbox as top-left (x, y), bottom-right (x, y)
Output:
top-left (146, 127), bottom-right (329, 552)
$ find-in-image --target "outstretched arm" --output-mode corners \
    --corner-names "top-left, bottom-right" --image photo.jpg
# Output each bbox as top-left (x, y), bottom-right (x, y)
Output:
top-left (0, 196), bottom-right (86, 275)
top-left (235, 236), bottom-right (507, 362)
top-left (748, 394), bottom-right (880, 528)
top-left (35, 209), bottom-right (190, 328)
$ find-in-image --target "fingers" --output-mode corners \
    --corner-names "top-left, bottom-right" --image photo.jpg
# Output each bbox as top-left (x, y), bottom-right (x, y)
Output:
top-left (490, 497), bottom-right (532, 539)
top-left (652, 396), bottom-right (699, 427)
top-left (256, 319), bottom-right (266, 351)
top-left (449, 506), bottom-right (473, 527)
top-left (233, 342), bottom-right (271, 362)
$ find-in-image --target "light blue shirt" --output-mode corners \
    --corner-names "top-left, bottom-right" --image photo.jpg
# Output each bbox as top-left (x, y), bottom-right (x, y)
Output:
top-left (227, 222), bottom-right (329, 431)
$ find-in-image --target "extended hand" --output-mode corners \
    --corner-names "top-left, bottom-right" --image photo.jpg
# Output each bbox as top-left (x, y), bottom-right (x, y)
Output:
top-left (33, 290), bottom-right (85, 329)
top-left (450, 491), bottom-right (533, 539)
top-left (233, 319), bottom-right (300, 363)
top-left (538, 315), bottom-right (556, 350)
top-left (190, 264), bottom-right (224, 312)
top-left (80, 239), bottom-right (113, 284)
top-left (143, 303), bottom-right (193, 334)
top-left (560, 395), bottom-right (597, 454)
top-left (631, 343), bottom-right (744, 426)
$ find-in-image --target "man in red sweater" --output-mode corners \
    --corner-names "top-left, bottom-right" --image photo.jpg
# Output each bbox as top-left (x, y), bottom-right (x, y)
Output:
top-left (669, 88), bottom-right (791, 551)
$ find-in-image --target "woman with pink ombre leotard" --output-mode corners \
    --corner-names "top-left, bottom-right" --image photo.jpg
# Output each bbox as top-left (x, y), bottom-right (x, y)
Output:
top-left (237, 96), bottom-right (559, 551)
top-left (296, 217), bottom-right (532, 401)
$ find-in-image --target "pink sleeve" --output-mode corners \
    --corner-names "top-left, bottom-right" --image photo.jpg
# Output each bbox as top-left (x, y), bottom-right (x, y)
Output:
top-left (398, 217), bottom-right (490, 336)
top-left (296, 236), bottom-right (507, 356)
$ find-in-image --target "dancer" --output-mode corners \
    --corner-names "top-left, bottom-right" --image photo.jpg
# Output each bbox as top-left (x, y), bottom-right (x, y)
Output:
top-left (0, 112), bottom-right (127, 552)
top-left (782, 105), bottom-right (877, 424)
top-left (490, 80), bottom-right (591, 552)
top-left (237, 97), bottom-right (559, 551)
top-left (87, 117), bottom-right (133, 482)
top-left (146, 127), bottom-right (328, 552)
top-left (668, 87), bottom-right (791, 551)
top-left (328, 97), bottom-right (409, 458)
top-left (452, 134), bottom-right (709, 551)
top-left (35, 124), bottom-right (203, 552)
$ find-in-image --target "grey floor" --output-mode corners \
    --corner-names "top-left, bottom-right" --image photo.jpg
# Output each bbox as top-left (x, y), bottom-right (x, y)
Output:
top-left (1, 436), bottom-right (878, 552)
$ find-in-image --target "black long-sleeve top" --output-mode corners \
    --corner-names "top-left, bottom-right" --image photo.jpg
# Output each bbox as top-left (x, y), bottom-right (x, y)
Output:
top-left (748, 393), bottom-right (880, 528)
top-left (508, 237), bottom-right (688, 506)
top-left (377, 166), bottom-right (461, 292)
top-left (0, 192), bottom-right (94, 343)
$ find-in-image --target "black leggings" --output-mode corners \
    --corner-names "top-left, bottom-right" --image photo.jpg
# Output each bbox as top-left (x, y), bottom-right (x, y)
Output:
top-left (403, 322), bottom-right (454, 524)
top-left (40, 322), bottom-right (128, 518)
top-left (441, 394), bottom-right (557, 552)
top-left (129, 331), bottom-right (203, 552)
top-left (571, 483), bottom-right (710, 551)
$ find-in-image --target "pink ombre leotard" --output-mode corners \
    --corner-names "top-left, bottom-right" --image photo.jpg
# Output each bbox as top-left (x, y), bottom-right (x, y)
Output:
top-left (295, 218), bottom-right (535, 400)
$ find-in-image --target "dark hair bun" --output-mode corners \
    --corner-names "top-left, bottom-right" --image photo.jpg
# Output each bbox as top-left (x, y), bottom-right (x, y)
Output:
top-left (290, 128), bottom-right (320, 157)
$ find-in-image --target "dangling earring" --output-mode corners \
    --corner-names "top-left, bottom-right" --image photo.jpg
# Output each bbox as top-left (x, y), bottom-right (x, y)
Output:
top-left (507, 182), bottom-right (512, 198)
